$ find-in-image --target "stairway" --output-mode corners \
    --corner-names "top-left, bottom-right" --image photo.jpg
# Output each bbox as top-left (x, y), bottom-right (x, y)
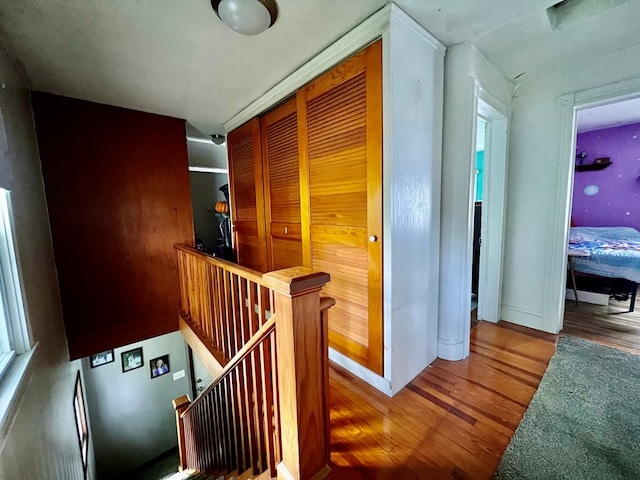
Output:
top-left (164, 468), bottom-right (267, 480)
top-left (164, 470), bottom-right (214, 480)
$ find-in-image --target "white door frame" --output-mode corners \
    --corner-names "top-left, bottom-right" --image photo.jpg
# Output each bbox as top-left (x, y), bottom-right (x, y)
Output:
top-left (475, 91), bottom-right (509, 323)
top-left (545, 77), bottom-right (640, 333)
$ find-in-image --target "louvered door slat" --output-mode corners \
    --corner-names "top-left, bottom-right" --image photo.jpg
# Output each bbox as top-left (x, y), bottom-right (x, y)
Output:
top-left (261, 98), bottom-right (303, 271)
top-left (298, 40), bottom-right (383, 374)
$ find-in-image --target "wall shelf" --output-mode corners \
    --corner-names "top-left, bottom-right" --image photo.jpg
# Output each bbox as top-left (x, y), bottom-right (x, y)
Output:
top-left (575, 158), bottom-right (612, 172)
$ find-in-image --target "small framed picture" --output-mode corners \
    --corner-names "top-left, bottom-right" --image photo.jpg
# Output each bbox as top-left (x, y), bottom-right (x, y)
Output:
top-left (89, 349), bottom-right (114, 368)
top-left (73, 371), bottom-right (89, 478)
top-left (150, 354), bottom-right (170, 379)
top-left (121, 347), bottom-right (143, 373)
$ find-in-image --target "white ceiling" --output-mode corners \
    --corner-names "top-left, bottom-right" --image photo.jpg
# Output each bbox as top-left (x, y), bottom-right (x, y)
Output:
top-left (1, 0), bottom-right (640, 135)
top-left (577, 96), bottom-right (640, 133)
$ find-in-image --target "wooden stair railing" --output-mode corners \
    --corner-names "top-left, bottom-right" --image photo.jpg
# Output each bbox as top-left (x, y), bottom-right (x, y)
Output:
top-left (173, 245), bottom-right (333, 480)
top-left (176, 244), bottom-right (274, 368)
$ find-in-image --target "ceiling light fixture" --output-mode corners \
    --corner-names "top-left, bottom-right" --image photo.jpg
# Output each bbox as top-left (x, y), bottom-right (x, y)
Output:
top-left (211, 0), bottom-right (278, 36)
top-left (211, 134), bottom-right (226, 145)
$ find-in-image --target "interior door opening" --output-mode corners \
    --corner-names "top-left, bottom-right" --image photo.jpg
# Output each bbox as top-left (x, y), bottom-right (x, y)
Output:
top-left (185, 123), bottom-right (232, 259)
top-left (561, 96), bottom-right (640, 350)
top-left (471, 117), bottom-right (486, 328)
top-left (472, 98), bottom-right (508, 326)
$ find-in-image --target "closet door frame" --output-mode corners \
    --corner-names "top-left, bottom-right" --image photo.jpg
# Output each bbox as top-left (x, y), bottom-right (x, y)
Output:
top-left (298, 40), bottom-right (383, 374)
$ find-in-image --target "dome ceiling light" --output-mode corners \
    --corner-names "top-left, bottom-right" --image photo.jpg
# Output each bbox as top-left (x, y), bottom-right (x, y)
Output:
top-left (211, 0), bottom-right (278, 36)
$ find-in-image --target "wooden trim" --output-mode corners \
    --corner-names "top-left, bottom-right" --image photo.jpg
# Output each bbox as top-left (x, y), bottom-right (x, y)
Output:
top-left (300, 50), bottom-right (367, 102)
top-left (172, 394), bottom-right (191, 471)
top-left (179, 314), bottom-right (225, 377)
top-left (365, 40), bottom-right (384, 375)
top-left (183, 315), bottom-right (277, 416)
top-left (273, 285), bottom-right (329, 479)
top-left (224, 5), bottom-right (392, 131)
top-left (327, 330), bottom-right (369, 366)
top-left (175, 244), bottom-right (264, 284)
top-left (252, 119), bottom-right (268, 273)
top-left (297, 91), bottom-right (312, 268)
top-left (262, 267), bottom-right (330, 297)
top-left (319, 297), bottom-right (335, 465)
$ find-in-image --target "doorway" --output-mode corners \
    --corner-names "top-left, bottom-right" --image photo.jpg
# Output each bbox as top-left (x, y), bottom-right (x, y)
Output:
top-left (470, 118), bottom-right (486, 328)
top-left (185, 123), bottom-right (231, 257)
top-left (560, 96), bottom-right (640, 351)
top-left (548, 78), bottom-right (640, 336)
top-left (472, 98), bottom-right (508, 325)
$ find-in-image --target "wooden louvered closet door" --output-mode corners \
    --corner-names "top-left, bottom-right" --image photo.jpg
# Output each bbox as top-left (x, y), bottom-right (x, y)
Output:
top-left (261, 98), bottom-right (303, 270)
top-left (227, 118), bottom-right (267, 273)
top-left (297, 40), bottom-right (383, 374)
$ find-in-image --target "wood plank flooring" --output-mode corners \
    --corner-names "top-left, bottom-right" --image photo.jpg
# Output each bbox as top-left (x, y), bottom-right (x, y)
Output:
top-left (327, 321), bottom-right (557, 479)
top-left (562, 296), bottom-right (640, 354)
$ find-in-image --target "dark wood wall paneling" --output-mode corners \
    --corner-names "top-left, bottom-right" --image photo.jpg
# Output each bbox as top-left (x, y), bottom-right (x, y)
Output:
top-left (32, 92), bottom-right (194, 359)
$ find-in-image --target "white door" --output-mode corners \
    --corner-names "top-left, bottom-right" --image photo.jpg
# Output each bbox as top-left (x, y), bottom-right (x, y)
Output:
top-left (190, 349), bottom-right (213, 398)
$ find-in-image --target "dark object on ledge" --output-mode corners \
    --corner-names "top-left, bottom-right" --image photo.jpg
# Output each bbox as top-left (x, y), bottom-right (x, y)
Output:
top-left (567, 273), bottom-right (636, 312)
top-left (214, 183), bottom-right (235, 261)
top-left (575, 157), bottom-right (612, 171)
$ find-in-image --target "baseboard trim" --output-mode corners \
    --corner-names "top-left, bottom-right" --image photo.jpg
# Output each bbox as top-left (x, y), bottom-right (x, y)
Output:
top-left (328, 348), bottom-right (393, 396)
top-left (501, 304), bottom-right (546, 331)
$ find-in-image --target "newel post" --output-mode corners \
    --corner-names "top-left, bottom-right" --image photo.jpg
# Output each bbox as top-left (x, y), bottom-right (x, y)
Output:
top-left (172, 395), bottom-right (191, 471)
top-left (262, 267), bottom-right (332, 480)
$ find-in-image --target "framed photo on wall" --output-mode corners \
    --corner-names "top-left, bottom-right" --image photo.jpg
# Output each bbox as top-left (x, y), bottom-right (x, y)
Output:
top-left (89, 349), bottom-right (114, 368)
top-left (121, 347), bottom-right (143, 373)
top-left (73, 371), bottom-right (89, 478)
top-left (150, 354), bottom-right (170, 379)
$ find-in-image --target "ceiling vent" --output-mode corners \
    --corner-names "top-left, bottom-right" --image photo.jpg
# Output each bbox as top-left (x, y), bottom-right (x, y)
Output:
top-left (547, 0), bottom-right (634, 30)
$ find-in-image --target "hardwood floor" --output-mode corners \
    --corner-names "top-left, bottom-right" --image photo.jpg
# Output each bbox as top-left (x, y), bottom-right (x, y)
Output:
top-left (562, 295), bottom-right (640, 354)
top-left (327, 321), bottom-right (557, 479)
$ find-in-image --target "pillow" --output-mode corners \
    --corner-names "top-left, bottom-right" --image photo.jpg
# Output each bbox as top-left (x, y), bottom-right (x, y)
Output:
top-left (570, 226), bottom-right (640, 243)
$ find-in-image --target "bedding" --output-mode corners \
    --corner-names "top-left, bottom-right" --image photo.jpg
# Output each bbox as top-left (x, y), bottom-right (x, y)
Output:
top-left (568, 226), bottom-right (640, 283)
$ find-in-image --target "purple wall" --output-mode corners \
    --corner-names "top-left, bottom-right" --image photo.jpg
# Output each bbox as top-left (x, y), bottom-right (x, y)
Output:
top-left (572, 122), bottom-right (640, 231)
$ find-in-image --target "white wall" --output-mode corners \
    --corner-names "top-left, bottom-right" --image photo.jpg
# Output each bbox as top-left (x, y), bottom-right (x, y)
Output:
top-left (385, 8), bottom-right (445, 394)
top-left (326, 5), bottom-right (446, 396)
top-left (502, 43), bottom-right (640, 331)
top-left (187, 139), bottom-right (227, 170)
top-left (438, 45), bottom-right (512, 360)
top-left (0, 41), bottom-right (95, 479)
top-left (82, 331), bottom-right (191, 479)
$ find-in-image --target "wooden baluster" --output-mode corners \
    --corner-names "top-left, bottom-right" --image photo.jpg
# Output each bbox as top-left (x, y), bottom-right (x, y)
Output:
top-left (173, 395), bottom-right (192, 471)
top-left (214, 265), bottom-right (225, 353)
top-left (319, 297), bottom-right (335, 465)
top-left (223, 270), bottom-right (234, 359)
top-left (262, 267), bottom-right (331, 480)
top-left (251, 341), bottom-right (267, 473)
top-left (248, 282), bottom-right (259, 337)
top-left (210, 264), bottom-right (217, 350)
top-left (213, 386), bottom-right (224, 473)
top-left (270, 330), bottom-right (281, 468)
top-left (260, 333), bottom-right (280, 476)
top-left (177, 251), bottom-right (187, 315)
top-left (203, 262), bottom-right (212, 342)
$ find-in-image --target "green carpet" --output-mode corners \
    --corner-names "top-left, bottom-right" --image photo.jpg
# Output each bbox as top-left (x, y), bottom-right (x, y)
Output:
top-left (495, 336), bottom-right (640, 479)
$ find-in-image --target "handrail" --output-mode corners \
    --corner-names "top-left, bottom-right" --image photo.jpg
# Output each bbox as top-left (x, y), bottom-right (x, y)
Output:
top-left (182, 314), bottom-right (276, 416)
top-left (175, 244), bottom-right (264, 284)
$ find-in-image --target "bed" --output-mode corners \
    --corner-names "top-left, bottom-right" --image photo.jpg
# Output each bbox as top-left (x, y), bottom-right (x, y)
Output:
top-left (568, 226), bottom-right (640, 311)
